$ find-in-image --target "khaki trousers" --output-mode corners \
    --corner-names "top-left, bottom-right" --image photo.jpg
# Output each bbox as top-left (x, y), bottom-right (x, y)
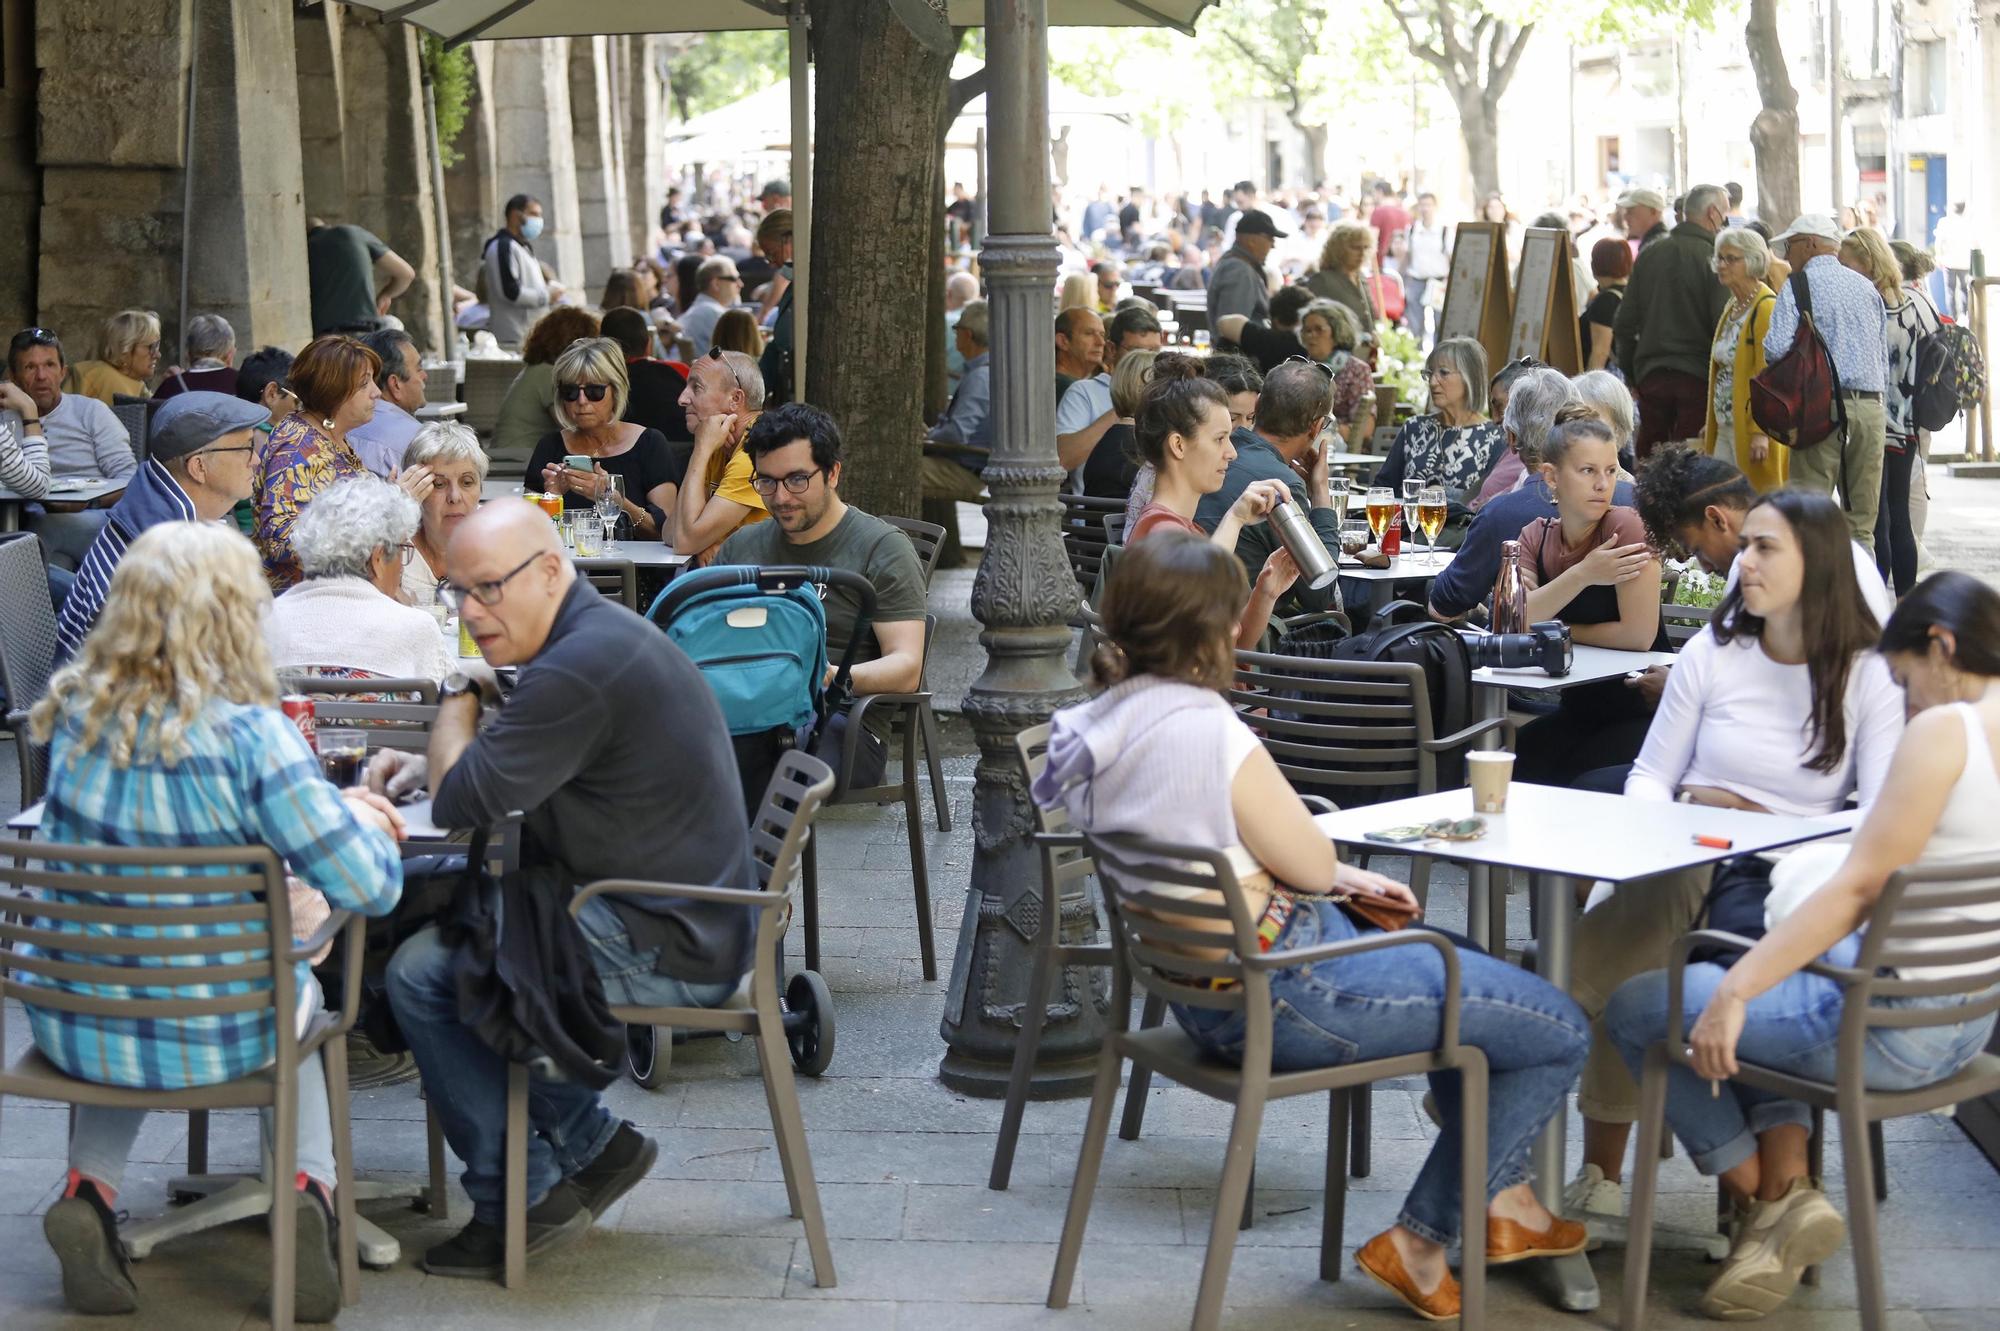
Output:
top-left (1786, 393), bottom-right (1887, 547)
top-left (1568, 865), bottom-right (1712, 1123)
top-left (919, 455), bottom-right (989, 503)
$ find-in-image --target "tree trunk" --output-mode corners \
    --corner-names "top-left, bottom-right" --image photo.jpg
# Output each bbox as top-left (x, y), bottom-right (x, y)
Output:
top-left (1295, 121), bottom-right (1329, 189)
top-left (1745, 0), bottom-right (1801, 229)
top-left (1456, 88), bottom-right (1501, 201)
top-left (805, 0), bottom-right (953, 519)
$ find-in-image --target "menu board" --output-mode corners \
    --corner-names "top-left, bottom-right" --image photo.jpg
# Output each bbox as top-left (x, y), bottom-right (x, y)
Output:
top-left (1509, 227), bottom-right (1583, 373)
top-left (1437, 222), bottom-right (1512, 373)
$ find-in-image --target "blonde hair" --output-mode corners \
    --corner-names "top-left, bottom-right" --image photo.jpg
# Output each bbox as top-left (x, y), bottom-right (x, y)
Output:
top-left (1057, 272), bottom-right (1095, 312)
top-left (551, 336), bottom-right (632, 427)
top-left (1839, 227), bottom-right (1904, 306)
top-left (1110, 347), bottom-right (1159, 418)
top-left (100, 309), bottom-right (161, 371)
top-left (30, 523), bottom-right (277, 766)
top-left (1319, 222), bottom-right (1372, 275)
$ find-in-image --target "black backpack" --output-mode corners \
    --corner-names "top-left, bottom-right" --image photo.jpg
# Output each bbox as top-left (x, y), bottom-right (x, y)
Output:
top-left (1911, 321), bottom-right (1988, 433)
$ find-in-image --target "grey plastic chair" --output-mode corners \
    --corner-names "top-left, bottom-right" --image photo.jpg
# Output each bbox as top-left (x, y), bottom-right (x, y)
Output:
top-left (0, 841), bottom-right (366, 1330)
top-left (1050, 830), bottom-right (1490, 1331)
top-left (277, 675), bottom-right (442, 753)
top-left (486, 752), bottom-right (840, 1289)
top-left (1622, 856), bottom-right (2000, 1331)
top-left (110, 396), bottom-right (151, 464)
top-left (881, 514), bottom-right (952, 832)
top-left (572, 557), bottom-right (639, 610)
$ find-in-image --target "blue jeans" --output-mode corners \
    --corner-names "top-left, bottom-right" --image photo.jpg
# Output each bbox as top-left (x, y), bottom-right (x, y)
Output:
top-left (385, 895), bottom-right (737, 1226)
top-left (1606, 963), bottom-right (2000, 1176)
top-left (1172, 899), bottom-right (1589, 1247)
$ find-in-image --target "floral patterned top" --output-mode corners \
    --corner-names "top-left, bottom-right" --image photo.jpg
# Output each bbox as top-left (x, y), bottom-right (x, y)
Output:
top-left (253, 412), bottom-right (368, 593)
top-left (1375, 414), bottom-right (1505, 503)
top-left (1326, 350), bottom-right (1374, 424)
top-left (1711, 297), bottom-right (1756, 446)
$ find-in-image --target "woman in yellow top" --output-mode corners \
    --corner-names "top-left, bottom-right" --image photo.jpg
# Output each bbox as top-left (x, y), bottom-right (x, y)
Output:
top-left (66, 310), bottom-right (162, 403)
top-left (1699, 228), bottom-right (1785, 492)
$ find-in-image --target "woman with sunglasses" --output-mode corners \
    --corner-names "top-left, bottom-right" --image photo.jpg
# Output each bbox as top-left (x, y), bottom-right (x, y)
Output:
top-left (525, 337), bottom-right (677, 542)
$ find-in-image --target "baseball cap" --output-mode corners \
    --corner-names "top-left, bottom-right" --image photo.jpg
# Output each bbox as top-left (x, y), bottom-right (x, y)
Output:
top-left (1616, 188), bottom-right (1667, 213)
top-left (148, 390), bottom-right (270, 462)
top-left (1234, 209), bottom-right (1288, 239)
top-left (1771, 213), bottom-right (1842, 246)
top-left (758, 179), bottom-right (791, 200)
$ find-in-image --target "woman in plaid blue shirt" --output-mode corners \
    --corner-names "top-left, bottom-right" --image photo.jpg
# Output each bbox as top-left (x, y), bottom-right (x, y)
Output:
top-left (23, 521), bottom-right (405, 1320)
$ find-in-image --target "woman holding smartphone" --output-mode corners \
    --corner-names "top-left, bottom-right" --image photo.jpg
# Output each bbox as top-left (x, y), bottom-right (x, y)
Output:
top-left (1036, 532), bottom-right (1590, 1322)
top-left (525, 337), bottom-right (677, 542)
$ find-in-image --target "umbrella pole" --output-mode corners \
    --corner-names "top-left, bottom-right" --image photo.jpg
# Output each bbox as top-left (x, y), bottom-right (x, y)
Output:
top-left (789, 0), bottom-right (810, 406)
top-left (424, 72), bottom-right (456, 357)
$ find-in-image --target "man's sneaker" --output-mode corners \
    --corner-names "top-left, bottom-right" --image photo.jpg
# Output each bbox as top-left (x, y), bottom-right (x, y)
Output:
top-left (571, 1123), bottom-right (659, 1219)
top-left (1563, 1164), bottom-right (1626, 1219)
top-left (43, 1173), bottom-right (139, 1315)
top-left (421, 1181), bottom-right (592, 1280)
top-left (1699, 1178), bottom-right (1847, 1321)
top-left (289, 1178), bottom-right (342, 1323)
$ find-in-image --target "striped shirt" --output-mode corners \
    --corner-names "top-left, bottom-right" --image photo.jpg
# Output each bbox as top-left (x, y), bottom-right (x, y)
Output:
top-left (54, 458), bottom-right (199, 665)
top-left (0, 417), bottom-right (51, 498)
top-left (23, 701), bottom-right (403, 1089)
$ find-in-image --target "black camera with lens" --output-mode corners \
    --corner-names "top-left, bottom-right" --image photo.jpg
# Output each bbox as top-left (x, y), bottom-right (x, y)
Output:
top-left (1462, 621), bottom-right (1572, 676)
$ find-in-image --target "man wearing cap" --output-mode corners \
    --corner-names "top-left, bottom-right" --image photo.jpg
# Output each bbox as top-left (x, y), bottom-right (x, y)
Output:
top-left (1763, 213), bottom-right (1891, 543)
top-left (1618, 188), bottom-right (1669, 253)
top-left (53, 391), bottom-right (263, 663)
top-left (1613, 183), bottom-right (1731, 459)
top-left (1208, 209), bottom-right (1283, 329)
top-left (757, 179), bottom-right (791, 214)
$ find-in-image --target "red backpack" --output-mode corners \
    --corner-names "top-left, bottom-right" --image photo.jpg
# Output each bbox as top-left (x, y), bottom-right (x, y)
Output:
top-left (1750, 270), bottom-right (1845, 449)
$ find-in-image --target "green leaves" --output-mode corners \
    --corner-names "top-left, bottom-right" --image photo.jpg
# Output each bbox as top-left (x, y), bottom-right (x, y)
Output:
top-left (420, 36), bottom-right (475, 170)
top-left (665, 32), bottom-right (789, 124)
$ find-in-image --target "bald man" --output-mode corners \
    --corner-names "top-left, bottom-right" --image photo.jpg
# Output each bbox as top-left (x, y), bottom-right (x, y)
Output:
top-left (373, 500), bottom-right (756, 1280)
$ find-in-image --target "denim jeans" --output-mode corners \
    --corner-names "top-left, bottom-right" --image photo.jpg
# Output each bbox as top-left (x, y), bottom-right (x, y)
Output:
top-left (385, 895), bottom-right (738, 1226)
top-left (1172, 898), bottom-right (1589, 1247)
top-left (1605, 963), bottom-right (2000, 1176)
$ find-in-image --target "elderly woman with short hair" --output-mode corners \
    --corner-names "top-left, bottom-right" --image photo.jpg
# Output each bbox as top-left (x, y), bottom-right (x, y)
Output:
top-left (1300, 299), bottom-right (1377, 446)
top-left (1571, 369), bottom-right (1638, 459)
top-left (266, 475), bottom-right (454, 681)
top-left (1376, 336), bottom-right (1504, 507)
top-left (525, 336), bottom-right (677, 540)
top-left (68, 310), bottom-right (163, 404)
top-left (154, 313), bottom-right (239, 399)
top-left (400, 421), bottom-right (489, 608)
top-left (1701, 226), bottom-right (1785, 493)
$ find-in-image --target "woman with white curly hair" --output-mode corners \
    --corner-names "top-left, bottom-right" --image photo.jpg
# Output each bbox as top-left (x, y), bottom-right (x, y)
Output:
top-left (265, 474), bottom-right (454, 681)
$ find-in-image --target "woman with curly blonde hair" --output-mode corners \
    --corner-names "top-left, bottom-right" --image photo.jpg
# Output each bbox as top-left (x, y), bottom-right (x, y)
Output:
top-left (1306, 221), bottom-right (1378, 341)
top-left (23, 521), bottom-right (405, 1322)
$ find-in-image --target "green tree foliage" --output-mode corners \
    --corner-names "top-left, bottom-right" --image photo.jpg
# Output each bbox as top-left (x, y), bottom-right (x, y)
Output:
top-left (665, 32), bottom-right (789, 123)
top-left (420, 35), bottom-right (475, 169)
top-left (1198, 1), bottom-right (1336, 183)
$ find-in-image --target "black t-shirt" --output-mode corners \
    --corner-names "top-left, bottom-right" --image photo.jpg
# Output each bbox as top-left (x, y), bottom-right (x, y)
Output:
top-left (306, 224), bottom-right (388, 334)
top-left (525, 427), bottom-right (678, 529)
top-left (623, 358), bottom-right (695, 460)
top-left (1234, 321), bottom-right (1309, 374)
top-left (1082, 422), bottom-right (1141, 502)
top-left (1118, 202), bottom-right (1141, 233)
top-left (434, 581), bottom-right (755, 980)
top-left (739, 255), bottom-right (777, 295)
top-left (1580, 286), bottom-right (1622, 355)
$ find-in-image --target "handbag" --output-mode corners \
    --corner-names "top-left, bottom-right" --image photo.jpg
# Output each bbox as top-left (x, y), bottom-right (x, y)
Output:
top-left (1226, 848), bottom-right (1422, 934)
top-left (1749, 270), bottom-right (1846, 449)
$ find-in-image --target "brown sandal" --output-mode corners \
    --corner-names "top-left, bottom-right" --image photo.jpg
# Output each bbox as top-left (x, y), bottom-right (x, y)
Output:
top-left (1356, 1230), bottom-right (1461, 1322)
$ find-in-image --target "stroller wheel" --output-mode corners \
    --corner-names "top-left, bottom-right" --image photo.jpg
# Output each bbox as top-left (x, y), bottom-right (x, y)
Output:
top-left (784, 971), bottom-right (836, 1077)
top-left (626, 1023), bottom-right (673, 1089)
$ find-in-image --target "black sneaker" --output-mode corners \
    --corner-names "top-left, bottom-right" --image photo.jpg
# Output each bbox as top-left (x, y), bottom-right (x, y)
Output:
top-left (290, 1182), bottom-right (342, 1323)
top-left (571, 1123), bottom-right (659, 1219)
top-left (44, 1176), bottom-right (139, 1315)
top-left (420, 1181), bottom-right (591, 1280)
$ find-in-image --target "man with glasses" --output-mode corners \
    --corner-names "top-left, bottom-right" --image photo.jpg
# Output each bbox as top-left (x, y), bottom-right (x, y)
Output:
top-left (674, 348), bottom-right (770, 559)
top-left (721, 402), bottom-right (928, 789)
top-left (1612, 183), bottom-right (1732, 460)
top-left (680, 256), bottom-right (743, 358)
top-left (54, 391), bottom-right (265, 663)
top-left (369, 497), bottom-right (754, 1280)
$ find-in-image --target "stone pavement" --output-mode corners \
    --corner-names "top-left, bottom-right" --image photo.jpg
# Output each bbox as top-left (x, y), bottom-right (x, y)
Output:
top-left (5, 468), bottom-right (2000, 1329)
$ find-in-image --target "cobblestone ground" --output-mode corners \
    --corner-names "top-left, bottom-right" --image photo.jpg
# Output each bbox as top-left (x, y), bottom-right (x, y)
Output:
top-left (3, 468), bottom-right (2000, 1329)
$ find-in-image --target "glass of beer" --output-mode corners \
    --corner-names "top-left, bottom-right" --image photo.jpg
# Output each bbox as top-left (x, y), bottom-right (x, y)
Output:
top-left (1418, 486), bottom-right (1448, 566)
top-left (1364, 487), bottom-right (1395, 546)
top-left (318, 728), bottom-right (368, 788)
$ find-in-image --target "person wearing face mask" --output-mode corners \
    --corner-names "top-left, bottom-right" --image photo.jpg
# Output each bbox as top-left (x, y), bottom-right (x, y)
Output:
top-left (483, 194), bottom-right (556, 350)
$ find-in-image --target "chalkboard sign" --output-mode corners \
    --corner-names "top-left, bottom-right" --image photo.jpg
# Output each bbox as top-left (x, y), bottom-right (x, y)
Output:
top-left (1437, 222), bottom-right (1512, 373)
top-left (1509, 227), bottom-right (1583, 373)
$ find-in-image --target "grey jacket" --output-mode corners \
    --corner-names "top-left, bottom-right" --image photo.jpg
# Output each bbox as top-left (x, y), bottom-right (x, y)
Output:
top-left (1206, 246), bottom-right (1270, 327)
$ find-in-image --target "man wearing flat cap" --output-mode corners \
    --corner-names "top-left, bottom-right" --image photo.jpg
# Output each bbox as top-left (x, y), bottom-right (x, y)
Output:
top-left (54, 390), bottom-right (265, 663)
top-left (1209, 208), bottom-right (1285, 327)
top-left (1617, 187), bottom-right (1669, 253)
top-left (1613, 182), bottom-right (1732, 460)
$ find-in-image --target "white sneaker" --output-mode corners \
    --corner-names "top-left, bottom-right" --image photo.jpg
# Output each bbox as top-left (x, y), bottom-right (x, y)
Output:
top-left (1562, 1164), bottom-right (1626, 1220)
top-left (1699, 1179), bottom-right (1846, 1321)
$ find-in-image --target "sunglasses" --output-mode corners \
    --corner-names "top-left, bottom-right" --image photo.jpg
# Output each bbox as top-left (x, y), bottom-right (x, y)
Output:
top-left (558, 383), bottom-right (611, 403)
top-left (1283, 354), bottom-right (1335, 378)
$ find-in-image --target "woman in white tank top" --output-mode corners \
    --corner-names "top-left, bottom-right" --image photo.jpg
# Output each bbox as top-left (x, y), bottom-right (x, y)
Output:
top-left (1605, 570), bottom-right (2000, 1321)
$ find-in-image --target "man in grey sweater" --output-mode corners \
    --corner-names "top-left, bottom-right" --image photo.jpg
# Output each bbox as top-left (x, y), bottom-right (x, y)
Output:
top-left (1206, 210), bottom-right (1284, 328)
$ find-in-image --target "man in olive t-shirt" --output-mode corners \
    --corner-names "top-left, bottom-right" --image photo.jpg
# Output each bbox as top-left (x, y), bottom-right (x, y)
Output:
top-left (716, 403), bottom-right (928, 776)
top-left (306, 219), bottom-right (415, 335)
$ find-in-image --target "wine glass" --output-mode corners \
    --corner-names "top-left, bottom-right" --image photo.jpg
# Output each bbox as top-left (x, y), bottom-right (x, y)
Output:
top-left (1365, 487), bottom-right (1395, 547)
top-left (1337, 519), bottom-right (1370, 562)
top-left (1418, 485), bottom-right (1448, 567)
top-left (594, 473), bottom-right (625, 540)
top-left (1328, 474), bottom-right (1352, 516)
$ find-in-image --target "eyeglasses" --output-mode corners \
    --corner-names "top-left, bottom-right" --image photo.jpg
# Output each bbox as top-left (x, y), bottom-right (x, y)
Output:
top-left (193, 444), bottom-right (256, 459)
top-left (750, 467), bottom-right (823, 497)
top-left (395, 543), bottom-right (418, 567)
top-left (1282, 354), bottom-right (1334, 378)
top-left (1424, 367), bottom-right (1458, 381)
top-left (558, 383), bottom-right (611, 403)
top-left (439, 552), bottom-right (543, 614)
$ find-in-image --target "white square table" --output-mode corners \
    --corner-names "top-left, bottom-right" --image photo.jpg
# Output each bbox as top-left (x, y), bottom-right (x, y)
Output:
top-left (1315, 785), bottom-right (1855, 1311)
top-left (0, 477), bottom-right (128, 531)
top-left (591, 539), bottom-right (689, 569)
top-left (1336, 550), bottom-right (1456, 584)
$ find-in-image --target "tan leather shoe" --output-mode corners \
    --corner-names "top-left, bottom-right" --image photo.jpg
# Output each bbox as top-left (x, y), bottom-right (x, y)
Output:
top-left (1356, 1229), bottom-right (1461, 1322)
top-left (1486, 1212), bottom-right (1591, 1265)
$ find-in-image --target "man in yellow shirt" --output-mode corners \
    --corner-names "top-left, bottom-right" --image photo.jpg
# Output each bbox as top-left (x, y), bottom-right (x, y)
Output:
top-left (673, 348), bottom-right (770, 562)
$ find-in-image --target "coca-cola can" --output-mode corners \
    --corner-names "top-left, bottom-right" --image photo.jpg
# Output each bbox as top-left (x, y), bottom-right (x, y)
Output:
top-left (281, 694), bottom-right (318, 754)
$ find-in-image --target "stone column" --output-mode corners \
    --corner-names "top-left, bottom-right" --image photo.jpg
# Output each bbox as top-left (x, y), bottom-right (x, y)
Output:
top-left (568, 35), bottom-right (632, 298)
top-left (938, 0), bottom-right (1104, 1097)
top-left (491, 37), bottom-right (584, 293)
top-left (338, 9), bottom-right (444, 352)
top-left (293, 0), bottom-right (347, 221)
top-left (36, 0), bottom-right (310, 359)
top-left (623, 35), bottom-right (669, 260)
top-left (443, 42), bottom-right (497, 292)
top-left (0, 0), bottom-right (38, 331)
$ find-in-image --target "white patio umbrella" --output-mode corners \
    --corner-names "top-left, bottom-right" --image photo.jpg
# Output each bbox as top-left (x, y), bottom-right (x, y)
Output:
top-left (342, 0), bottom-right (1217, 400)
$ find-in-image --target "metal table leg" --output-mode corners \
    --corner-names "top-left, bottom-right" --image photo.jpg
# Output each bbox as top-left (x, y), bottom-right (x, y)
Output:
top-left (1530, 872), bottom-right (1601, 1312)
top-left (1465, 689), bottom-right (1508, 951)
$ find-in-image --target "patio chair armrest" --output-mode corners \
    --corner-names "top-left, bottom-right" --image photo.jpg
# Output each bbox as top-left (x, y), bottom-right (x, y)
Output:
top-left (1248, 924), bottom-right (1469, 1051)
top-left (290, 912), bottom-right (366, 1036)
top-left (1421, 715), bottom-right (1505, 753)
top-left (1298, 794), bottom-right (1339, 816)
top-left (286, 909), bottom-right (358, 964)
top-left (1662, 929), bottom-right (1867, 1045)
top-left (570, 878), bottom-right (783, 916)
top-left (1033, 831), bottom-right (1086, 851)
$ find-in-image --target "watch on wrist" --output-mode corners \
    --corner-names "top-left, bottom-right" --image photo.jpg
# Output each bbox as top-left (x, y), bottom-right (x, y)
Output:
top-left (441, 672), bottom-right (481, 702)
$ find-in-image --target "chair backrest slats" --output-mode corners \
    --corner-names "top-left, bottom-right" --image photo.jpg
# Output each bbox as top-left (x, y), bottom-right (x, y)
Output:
top-left (0, 895), bottom-right (265, 928)
top-left (1231, 652), bottom-right (1434, 797)
top-left (4, 948), bottom-right (271, 989)
top-left (1, 978), bottom-right (274, 1020)
top-left (1085, 832), bottom-right (1266, 1016)
top-left (1847, 859), bottom-right (2000, 1017)
top-left (0, 532), bottom-right (60, 713)
top-left (747, 750), bottom-right (837, 894)
top-left (882, 515), bottom-right (947, 590)
top-left (1, 919), bottom-right (268, 956)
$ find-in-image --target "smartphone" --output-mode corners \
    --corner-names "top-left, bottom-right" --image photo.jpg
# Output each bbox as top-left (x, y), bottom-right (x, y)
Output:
top-left (564, 454), bottom-right (595, 473)
top-left (1363, 826), bottom-right (1432, 845)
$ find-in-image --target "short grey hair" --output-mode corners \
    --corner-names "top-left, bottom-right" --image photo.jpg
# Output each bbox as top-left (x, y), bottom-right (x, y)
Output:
top-left (402, 420), bottom-right (489, 481)
top-left (1714, 226), bottom-right (1771, 279)
top-left (292, 476), bottom-right (420, 581)
top-left (956, 299), bottom-right (989, 349)
top-left (1569, 369), bottom-right (1636, 447)
top-left (709, 348), bottom-right (767, 411)
top-left (184, 313), bottom-right (235, 362)
top-left (1685, 183), bottom-right (1729, 223)
top-left (1303, 299), bottom-right (1361, 353)
top-left (1502, 367), bottom-right (1580, 468)
top-left (1424, 337), bottom-right (1491, 416)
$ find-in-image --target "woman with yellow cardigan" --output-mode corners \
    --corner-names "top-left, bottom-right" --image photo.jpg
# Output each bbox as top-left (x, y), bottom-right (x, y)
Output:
top-left (1700, 227), bottom-right (1787, 492)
